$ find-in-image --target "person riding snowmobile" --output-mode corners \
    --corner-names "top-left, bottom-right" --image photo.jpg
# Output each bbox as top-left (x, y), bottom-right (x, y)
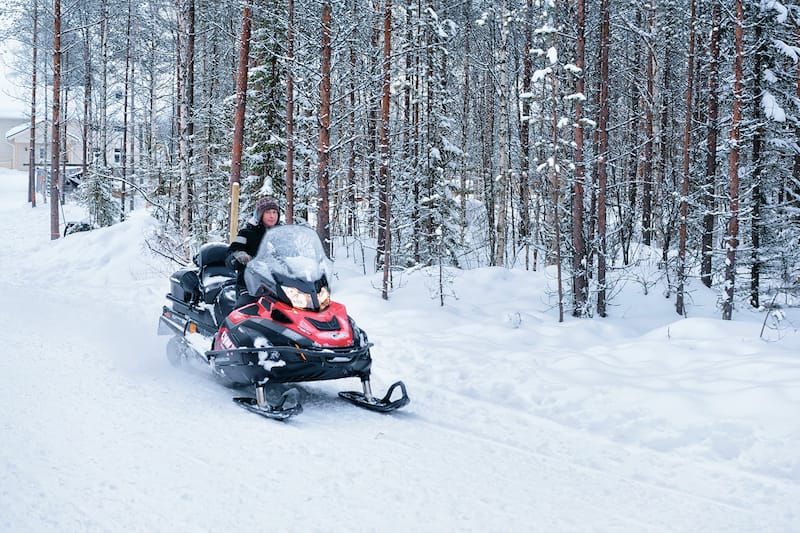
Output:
top-left (226, 196), bottom-right (282, 307)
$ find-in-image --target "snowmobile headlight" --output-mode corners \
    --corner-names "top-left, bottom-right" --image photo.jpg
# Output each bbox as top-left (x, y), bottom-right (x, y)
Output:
top-left (317, 286), bottom-right (330, 309)
top-left (283, 286), bottom-right (313, 309)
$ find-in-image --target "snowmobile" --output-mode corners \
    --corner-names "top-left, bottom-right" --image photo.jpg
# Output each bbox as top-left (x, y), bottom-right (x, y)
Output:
top-left (157, 224), bottom-right (409, 420)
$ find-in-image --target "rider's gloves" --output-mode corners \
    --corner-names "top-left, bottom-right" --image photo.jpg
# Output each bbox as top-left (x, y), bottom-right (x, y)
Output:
top-left (233, 251), bottom-right (252, 265)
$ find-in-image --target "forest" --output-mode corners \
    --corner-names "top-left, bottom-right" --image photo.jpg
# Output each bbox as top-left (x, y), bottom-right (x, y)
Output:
top-left (1, 0), bottom-right (799, 320)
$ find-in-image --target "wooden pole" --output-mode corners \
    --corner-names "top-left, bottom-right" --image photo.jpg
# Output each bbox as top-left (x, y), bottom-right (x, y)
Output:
top-left (229, 182), bottom-right (240, 243)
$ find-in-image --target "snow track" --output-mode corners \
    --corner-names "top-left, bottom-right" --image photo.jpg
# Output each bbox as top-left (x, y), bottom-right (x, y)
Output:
top-left (3, 280), bottom-right (796, 532)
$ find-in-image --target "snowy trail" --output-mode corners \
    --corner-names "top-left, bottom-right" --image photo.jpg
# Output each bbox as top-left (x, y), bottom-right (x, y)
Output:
top-left (1, 171), bottom-right (798, 532)
top-left (0, 289), bottom-right (778, 531)
top-left (2, 280), bottom-right (796, 532)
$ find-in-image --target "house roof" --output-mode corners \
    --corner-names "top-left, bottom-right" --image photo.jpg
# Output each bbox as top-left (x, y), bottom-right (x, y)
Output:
top-left (5, 121), bottom-right (29, 139)
top-left (5, 119), bottom-right (81, 142)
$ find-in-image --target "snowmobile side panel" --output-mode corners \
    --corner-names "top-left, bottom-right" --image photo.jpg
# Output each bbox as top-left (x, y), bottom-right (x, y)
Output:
top-left (158, 312), bottom-right (183, 336)
top-left (160, 304), bottom-right (218, 338)
top-left (208, 344), bottom-right (372, 386)
top-left (170, 269), bottom-right (200, 303)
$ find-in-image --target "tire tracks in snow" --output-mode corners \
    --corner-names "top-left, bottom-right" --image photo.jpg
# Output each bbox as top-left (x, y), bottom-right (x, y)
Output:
top-left (404, 384), bottom-right (798, 532)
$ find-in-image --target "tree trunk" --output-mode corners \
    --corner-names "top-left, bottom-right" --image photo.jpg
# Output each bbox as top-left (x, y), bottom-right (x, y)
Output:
top-left (346, 26), bottom-right (357, 238)
top-left (794, 21), bottom-right (800, 217)
top-left (596, 0), bottom-right (610, 317)
top-left (229, 1), bottom-right (251, 234)
top-left (317, 1), bottom-right (332, 257)
top-left (285, 0), bottom-right (295, 223)
top-left (50, 0), bottom-right (62, 240)
top-left (100, 0), bottom-right (109, 169)
top-left (794, 21), bottom-right (800, 204)
top-left (460, 0), bottom-right (472, 245)
top-left (750, 22), bottom-right (766, 309)
top-left (701, 1), bottom-right (721, 288)
top-left (182, 0), bottom-right (196, 235)
top-left (572, 0), bottom-right (587, 316)
top-left (28, 0), bottom-right (38, 207)
top-left (376, 2), bottom-right (389, 268)
top-left (367, 15), bottom-right (379, 243)
top-left (676, 0), bottom-right (696, 316)
top-left (519, 0), bottom-right (533, 269)
top-left (658, 46), bottom-right (672, 269)
top-left (81, 21), bottom-right (91, 188)
top-left (621, 10), bottom-right (642, 266)
top-left (147, 12), bottom-right (158, 197)
top-left (346, 71), bottom-right (357, 238)
top-left (493, 0), bottom-right (511, 267)
top-left (482, 70), bottom-right (495, 265)
top-left (551, 63), bottom-right (563, 324)
top-left (128, 31), bottom-right (136, 214)
top-left (121, 1), bottom-right (132, 221)
top-left (723, 0), bottom-right (744, 321)
top-left (412, 0), bottom-right (421, 259)
top-left (60, 85), bottom-right (67, 205)
top-left (642, 0), bottom-right (655, 246)
top-left (379, 0), bottom-right (392, 299)
top-left (422, 0), bottom-right (435, 260)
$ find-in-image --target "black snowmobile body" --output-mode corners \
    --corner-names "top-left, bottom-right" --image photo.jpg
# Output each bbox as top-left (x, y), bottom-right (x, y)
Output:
top-left (158, 225), bottom-right (409, 420)
top-left (160, 241), bottom-right (238, 337)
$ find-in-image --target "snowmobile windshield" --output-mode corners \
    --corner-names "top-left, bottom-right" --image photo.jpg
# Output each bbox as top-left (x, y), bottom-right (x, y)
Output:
top-left (244, 225), bottom-right (334, 310)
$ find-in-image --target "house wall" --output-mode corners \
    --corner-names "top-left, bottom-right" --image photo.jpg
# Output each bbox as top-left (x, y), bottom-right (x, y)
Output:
top-left (5, 121), bottom-right (85, 172)
top-left (0, 117), bottom-right (24, 169)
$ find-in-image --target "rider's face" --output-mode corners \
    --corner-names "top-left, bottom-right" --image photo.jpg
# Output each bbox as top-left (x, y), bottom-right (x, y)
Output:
top-left (261, 209), bottom-right (279, 227)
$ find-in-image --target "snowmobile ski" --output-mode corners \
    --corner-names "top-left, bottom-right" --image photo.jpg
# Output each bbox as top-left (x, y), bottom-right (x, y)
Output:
top-left (233, 387), bottom-right (303, 421)
top-left (339, 380), bottom-right (410, 413)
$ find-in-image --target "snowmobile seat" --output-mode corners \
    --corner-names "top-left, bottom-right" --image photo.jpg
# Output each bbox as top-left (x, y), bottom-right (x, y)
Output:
top-left (194, 242), bottom-right (229, 268)
top-left (192, 242), bottom-right (235, 304)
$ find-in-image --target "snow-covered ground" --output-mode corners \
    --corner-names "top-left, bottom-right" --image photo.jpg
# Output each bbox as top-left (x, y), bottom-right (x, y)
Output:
top-left (1, 169), bottom-right (798, 532)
